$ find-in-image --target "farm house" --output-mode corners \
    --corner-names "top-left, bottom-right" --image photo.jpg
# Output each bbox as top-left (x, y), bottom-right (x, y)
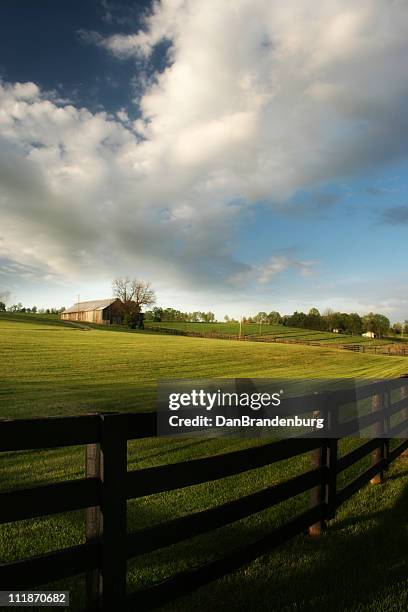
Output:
top-left (60, 298), bottom-right (122, 325)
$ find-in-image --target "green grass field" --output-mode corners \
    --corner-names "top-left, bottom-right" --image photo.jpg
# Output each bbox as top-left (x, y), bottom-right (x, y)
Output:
top-left (145, 320), bottom-right (393, 345)
top-left (1, 313), bottom-right (408, 611)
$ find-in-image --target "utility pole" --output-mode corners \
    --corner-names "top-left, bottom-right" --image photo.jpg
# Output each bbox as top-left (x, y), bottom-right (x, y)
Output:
top-left (239, 316), bottom-right (243, 339)
top-left (77, 294), bottom-right (80, 321)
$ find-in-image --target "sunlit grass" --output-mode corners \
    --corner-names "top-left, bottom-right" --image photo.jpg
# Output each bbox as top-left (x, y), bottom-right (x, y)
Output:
top-left (1, 314), bottom-right (407, 611)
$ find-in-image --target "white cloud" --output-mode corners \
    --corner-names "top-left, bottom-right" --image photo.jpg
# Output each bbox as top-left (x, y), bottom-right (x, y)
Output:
top-left (256, 256), bottom-right (318, 284)
top-left (2, 0), bottom-right (408, 304)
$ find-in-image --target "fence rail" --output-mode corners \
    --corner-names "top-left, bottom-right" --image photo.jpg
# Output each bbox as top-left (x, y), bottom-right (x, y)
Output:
top-left (144, 325), bottom-right (408, 356)
top-left (0, 378), bottom-right (408, 610)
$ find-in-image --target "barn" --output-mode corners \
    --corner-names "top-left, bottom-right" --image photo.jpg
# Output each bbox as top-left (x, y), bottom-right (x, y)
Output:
top-left (60, 299), bottom-right (122, 325)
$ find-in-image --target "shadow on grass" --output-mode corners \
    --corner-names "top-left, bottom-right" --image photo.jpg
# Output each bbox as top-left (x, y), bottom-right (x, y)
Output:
top-left (3, 464), bottom-right (407, 611)
top-left (133, 467), bottom-right (408, 612)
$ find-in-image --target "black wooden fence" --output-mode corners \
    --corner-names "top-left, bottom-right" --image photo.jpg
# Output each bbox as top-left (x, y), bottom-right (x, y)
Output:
top-left (0, 379), bottom-right (407, 611)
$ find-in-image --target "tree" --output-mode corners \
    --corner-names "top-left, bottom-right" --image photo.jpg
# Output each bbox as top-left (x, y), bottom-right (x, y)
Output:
top-left (151, 307), bottom-right (163, 322)
top-left (268, 311), bottom-right (282, 325)
top-left (362, 312), bottom-right (390, 338)
top-left (112, 278), bottom-right (156, 313)
top-left (345, 313), bottom-right (362, 336)
top-left (285, 311), bottom-right (308, 328)
top-left (255, 312), bottom-right (268, 323)
top-left (305, 311), bottom-right (325, 331)
top-left (373, 314), bottom-right (390, 338)
top-left (322, 309), bottom-right (344, 332)
top-left (0, 301), bottom-right (5, 312)
top-left (224, 315), bottom-right (230, 322)
top-left (8, 302), bottom-right (23, 313)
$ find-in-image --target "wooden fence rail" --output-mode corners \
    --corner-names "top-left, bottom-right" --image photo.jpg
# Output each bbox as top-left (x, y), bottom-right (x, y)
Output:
top-left (0, 378), bottom-right (407, 610)
top-left (144, 326), bottom-right (408, 356)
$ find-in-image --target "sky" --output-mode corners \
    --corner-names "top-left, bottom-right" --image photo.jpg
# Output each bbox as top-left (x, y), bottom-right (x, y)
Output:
top-left (1, 0), bottom-right (408, 321)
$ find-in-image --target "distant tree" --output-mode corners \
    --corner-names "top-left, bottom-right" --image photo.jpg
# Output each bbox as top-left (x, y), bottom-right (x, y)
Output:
top-left (308, 307), bottom-right (320, 316)
top-left (305, 312), bottom-right (325, 331)
top-left (322, 309), bottom-right (344, 332)
top-left (0, 301), bottom-right (5, 312)
top-left (254, 312), bottom-right (268, 323)
top-left (8, 303), bottom-right (23, 313)
top-left (161, 307), bottom-right (186, 321)
top-left (286, 311), bottom-right (308, 328)
top-left (345, 313), bottom-right (363, 335)
top-left (322, 308), bottom-right (334, 331)
top-left (403, 320), bottom-right (408, 335)
top-left (392, 322), bottom-right (402, 335)
top-left (374, 314), bottom-right (390, 338)
top-left (224, 315), bottom-right (230, 322)
top-left (151, 307), bottom-right (163, 322)
top-left (363, 312), bottom-right (390, 338)
top-left (268, 311), bottom-right (282, 325)
top-left (112, 277), bottom-right (156, 314)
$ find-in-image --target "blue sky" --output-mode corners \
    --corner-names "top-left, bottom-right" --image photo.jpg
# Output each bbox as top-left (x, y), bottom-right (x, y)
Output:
top-left (0, 0), bottom-right (408, 321)
top-left (0, 0), bottom-right (159, 114)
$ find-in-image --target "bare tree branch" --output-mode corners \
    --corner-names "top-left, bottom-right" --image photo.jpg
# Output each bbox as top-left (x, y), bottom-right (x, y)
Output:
top-left (112, 278), bottom-right (156, 312)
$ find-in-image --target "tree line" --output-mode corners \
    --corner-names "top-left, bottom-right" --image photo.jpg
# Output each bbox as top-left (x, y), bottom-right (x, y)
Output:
top-left (0, 302), bottom-right (65, 314)
top-left (144, 307), bottom-right (216, 323)
top-left (240, 308), bottom-right (408, 338)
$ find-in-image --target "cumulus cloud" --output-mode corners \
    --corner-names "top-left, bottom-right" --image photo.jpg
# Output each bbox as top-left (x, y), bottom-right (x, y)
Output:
top-left (0, 79), bottom-right (250, 290)
top-left (2, 0), bottom-right (408, 297)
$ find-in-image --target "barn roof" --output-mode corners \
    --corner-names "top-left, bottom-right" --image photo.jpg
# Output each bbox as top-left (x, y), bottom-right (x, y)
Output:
top-left (64, 299), bottom-right (118, 314)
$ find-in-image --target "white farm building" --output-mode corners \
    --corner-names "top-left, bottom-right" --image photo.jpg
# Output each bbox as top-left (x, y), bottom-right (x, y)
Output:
top-left (362, 331), bottom-right (377, 339)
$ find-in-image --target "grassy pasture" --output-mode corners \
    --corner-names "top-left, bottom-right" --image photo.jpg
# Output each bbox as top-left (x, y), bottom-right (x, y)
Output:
top-left (2, 314), bottom-right (408, 419)
top-left (146, 320), bottom-right (391, 344)
top-left (1, 313), bottom-right (408, 611)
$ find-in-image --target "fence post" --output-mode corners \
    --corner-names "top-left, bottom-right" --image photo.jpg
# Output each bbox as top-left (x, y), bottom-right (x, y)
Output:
top-left (370, 390), bottom-right (384, 484)
top-left (85, 441), bottom-right (102, 609)
top-left (309, 440), bottom-right (327, 537)
top-left (384, 384), bottom-right (391, 470)
top-left (400, 374), bottom-right (408, 457)
top-left (326, 401), bottom-right (338, 520)
top-left (85, 414), bottom-right (128, 610)
top-left (309, 404), bottom-right (328, 538)
top-left (326, 438), bottom-right (338, 520)
top-left (100, 413), bottom-right (128, 611)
